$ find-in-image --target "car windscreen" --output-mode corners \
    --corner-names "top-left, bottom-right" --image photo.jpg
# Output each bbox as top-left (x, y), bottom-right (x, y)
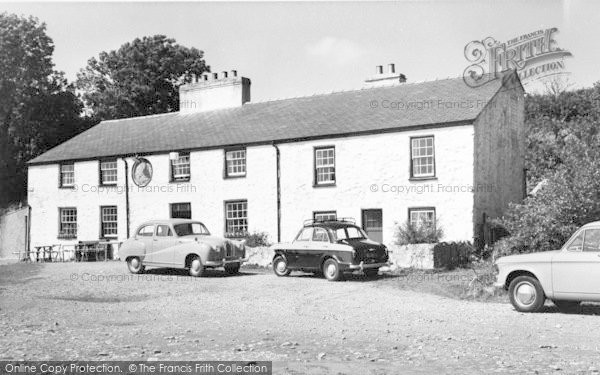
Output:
top-left (173, 223), bottom-right (210, 236)
top-left (333, 226), bottom-right (367, 241)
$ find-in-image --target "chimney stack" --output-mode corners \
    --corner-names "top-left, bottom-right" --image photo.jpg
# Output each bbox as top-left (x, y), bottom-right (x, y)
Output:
top-left (179, 69), bottom-right (251, 113)
top-left (365, 63), bottom-right (406, 86)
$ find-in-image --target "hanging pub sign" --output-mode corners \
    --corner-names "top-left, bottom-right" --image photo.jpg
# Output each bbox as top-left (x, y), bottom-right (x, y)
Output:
top-left (132, 158), bottom-right (153, 187)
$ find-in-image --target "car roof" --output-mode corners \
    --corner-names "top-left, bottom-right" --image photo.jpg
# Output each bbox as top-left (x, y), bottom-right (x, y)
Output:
top-left (580, 221), bottom-right (600, 229)
top-left (310, 222), bottom-right (360, 230)
top-left (139, 219), bottom-right (201, 226)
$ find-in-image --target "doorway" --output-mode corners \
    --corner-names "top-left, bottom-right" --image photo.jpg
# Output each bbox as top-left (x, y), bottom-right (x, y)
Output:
top-left (362, 209), bottom-right (383, 242)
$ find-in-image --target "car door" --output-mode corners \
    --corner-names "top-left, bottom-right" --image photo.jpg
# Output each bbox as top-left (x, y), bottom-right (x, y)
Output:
top-left (302, 227), bottom-right (331, 268)
top-left (135, 224), bottom-right (155, 262)
top-left (552, 227), bottom-right (600, 299)
top-left (289, 227), bottom-right (313, 268)
top-left (152, 224), bottom-right (178, 265)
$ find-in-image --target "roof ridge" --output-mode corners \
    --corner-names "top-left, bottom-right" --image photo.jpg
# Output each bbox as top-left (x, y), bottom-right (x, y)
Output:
top-left (246, 75), bottom-right (466, 105)
top-left (102, 111), bottom-right (177, 124)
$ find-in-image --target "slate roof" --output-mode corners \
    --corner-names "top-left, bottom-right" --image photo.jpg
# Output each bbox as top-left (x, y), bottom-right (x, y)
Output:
top-left (29, 75), bottom-right (509, 164)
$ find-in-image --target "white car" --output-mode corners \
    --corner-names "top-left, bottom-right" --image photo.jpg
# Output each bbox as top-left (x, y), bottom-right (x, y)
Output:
top-left (495, 221), bottom-right (600, 313)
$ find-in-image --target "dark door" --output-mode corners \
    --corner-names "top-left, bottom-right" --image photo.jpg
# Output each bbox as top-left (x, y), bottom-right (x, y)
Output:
top-left (362, 209), bottom-right (383, 243)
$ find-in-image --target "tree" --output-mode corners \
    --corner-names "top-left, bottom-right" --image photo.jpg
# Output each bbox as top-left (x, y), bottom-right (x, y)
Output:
top-left (0, 13), bottom-right (90, 207)
top-left (75, 35), bottom-right (209, 120)
top-left (494, 83), bottom-right (600, 256)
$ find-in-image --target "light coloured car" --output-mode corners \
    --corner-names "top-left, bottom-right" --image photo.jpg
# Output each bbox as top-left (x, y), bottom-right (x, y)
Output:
top-left (495, 221), bottom-right (600, 313)
top-left (119, 219), bottom-right (247, 277)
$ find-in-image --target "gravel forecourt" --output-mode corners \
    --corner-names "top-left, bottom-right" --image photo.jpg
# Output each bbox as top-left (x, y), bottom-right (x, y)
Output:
top-left (1, 261), bottom-right (599, 374)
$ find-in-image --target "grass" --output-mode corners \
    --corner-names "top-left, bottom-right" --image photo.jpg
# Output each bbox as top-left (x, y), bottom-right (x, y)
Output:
top-left (379, 261), bottom-right (508, 303)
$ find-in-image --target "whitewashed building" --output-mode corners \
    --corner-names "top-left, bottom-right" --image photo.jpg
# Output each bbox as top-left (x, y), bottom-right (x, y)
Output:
top-left (27, 66), bottom-right (525, 250)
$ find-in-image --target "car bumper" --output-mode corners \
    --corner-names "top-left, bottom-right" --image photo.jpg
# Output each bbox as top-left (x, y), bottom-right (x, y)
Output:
top-left (346, 261), bottom-right (391, 271)
top-left (204, 257), bottom-right (248, 267)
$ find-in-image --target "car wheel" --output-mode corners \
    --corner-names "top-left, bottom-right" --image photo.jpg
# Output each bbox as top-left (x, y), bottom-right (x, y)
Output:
top-left (224, 263), bottom-right (241, 275)
top-left (508, 276), bottom-right (545, 313)
top-left (127, 257), bottom-right (144, 274)
top-left (273, 256), bottom-right (291, 277)
top-left (323, 258), bottom-right (344, 282)
top-left (553, 300), bottom-right (581, 314)
top-left (364, 269), bottom-right (379, 278)
top-left (189, 256), bottom-right (205, 277)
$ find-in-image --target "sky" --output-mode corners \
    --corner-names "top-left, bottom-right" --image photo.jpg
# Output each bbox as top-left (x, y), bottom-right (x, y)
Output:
top-left (1, 1), bottom-right (598, 102)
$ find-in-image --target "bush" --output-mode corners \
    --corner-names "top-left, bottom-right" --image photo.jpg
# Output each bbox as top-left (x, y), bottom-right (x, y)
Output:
top-left (394, 220), bottom-right (443, 246)
top-left (433, 241), bottom-right (473, 269)
top-left (496, 86), bottom-right (600, 257)
top-left (243, 231), bottom-right (271, 247)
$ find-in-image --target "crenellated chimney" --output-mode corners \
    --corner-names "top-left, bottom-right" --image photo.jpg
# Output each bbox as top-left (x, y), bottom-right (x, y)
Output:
top-left (364, 63), bottom-right (406, 86)
top-left (179, 70), bottom-right (251, 113)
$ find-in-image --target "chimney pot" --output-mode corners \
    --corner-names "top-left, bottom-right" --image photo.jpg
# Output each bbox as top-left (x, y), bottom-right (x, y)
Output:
top-left (231, 70), bottom-right (237, 77)
top-left (388, 63), bottom-right (395, 74)
top-left (376, 65), bottom-right (383, 74)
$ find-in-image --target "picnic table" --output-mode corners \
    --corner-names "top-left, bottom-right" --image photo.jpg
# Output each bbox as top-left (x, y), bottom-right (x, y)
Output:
top-left (74, 241), bottom-right (120, 261)
top-left (17, 241), bottom-right (121, 262)
top-left (33, 245), bottom-right (61, 262)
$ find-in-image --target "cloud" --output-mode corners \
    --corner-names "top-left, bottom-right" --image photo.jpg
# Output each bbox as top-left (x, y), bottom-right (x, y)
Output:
top-left (306, 36), bottom-right (365, 66)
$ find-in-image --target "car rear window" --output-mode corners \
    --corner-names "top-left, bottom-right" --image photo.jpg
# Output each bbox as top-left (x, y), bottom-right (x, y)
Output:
top-left (173, 223), bottom-right (210, 236)
top-left (334, 226), bottom-right (366, 240)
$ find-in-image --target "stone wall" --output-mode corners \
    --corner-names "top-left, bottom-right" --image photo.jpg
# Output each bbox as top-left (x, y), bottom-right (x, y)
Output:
top-left (245, 246), bottom-right (274, 268)
top-left (388, 244), bottom-right (435, 270)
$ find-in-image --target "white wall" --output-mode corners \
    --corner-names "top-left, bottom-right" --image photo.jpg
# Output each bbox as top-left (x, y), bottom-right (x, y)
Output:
top-left (28, 145), bottom-right (277, 247)
top-left (278, 125), bottom-right (475, 245)
top-left (28, 125), bottom-right (474, 249)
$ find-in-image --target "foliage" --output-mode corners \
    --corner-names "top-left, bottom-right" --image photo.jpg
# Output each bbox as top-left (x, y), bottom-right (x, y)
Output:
top-left (433, 241), bottom-right (473, 270)
top-left (244, 231), bottom-right (272, 248)
top-left (394, 220), bottom-right (443, 246)
top-left (496, 82), bottom-right (600, 256)
top-left (0, 13), bottom-right (93, 207)
top-left (75, 35), bottom-right (209, 120)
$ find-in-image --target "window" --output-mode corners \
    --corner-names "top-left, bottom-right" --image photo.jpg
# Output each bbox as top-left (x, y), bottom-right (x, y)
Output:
top-left (225, 149), bottom-right (246, 178)
top-left (100, 206), bottom-right (117, 238)
top-left (566, 231), bottom-right (584, 251)
top-left (313, 211), bottom-right (337, 222)
top-left (59, 163), bottom-right (74, 187)
top-left (137, 225), bottom-right (154, 237)
top-left (170, 152), bottom-right (190, 182)
top-left (225, 200), bottom-right (248, 238)
top-left (99, 159), bottom-right (118, 185)
top-left (333, 226), bottom-right (367, 240)
top-left (156, 225), bottom-right (173, 237)
top-left (409, 207), bottom-right (436, 229)
top-left (58, 208), bottom-right (77, 239)
top-left (174, 223), bottom-right (210, 236)
top-left (410, 136), bottom-right (435, 178)
top-left (296, 227), bottom-right (313, 241)
top-left (312, 228), bottom-right (330, 242)
top-left (170, 203), bottom-right (191, 219)
top-left (583, 229), bottom-right (600, 252)
top-left (314, 146), bottom-right (335, 186)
